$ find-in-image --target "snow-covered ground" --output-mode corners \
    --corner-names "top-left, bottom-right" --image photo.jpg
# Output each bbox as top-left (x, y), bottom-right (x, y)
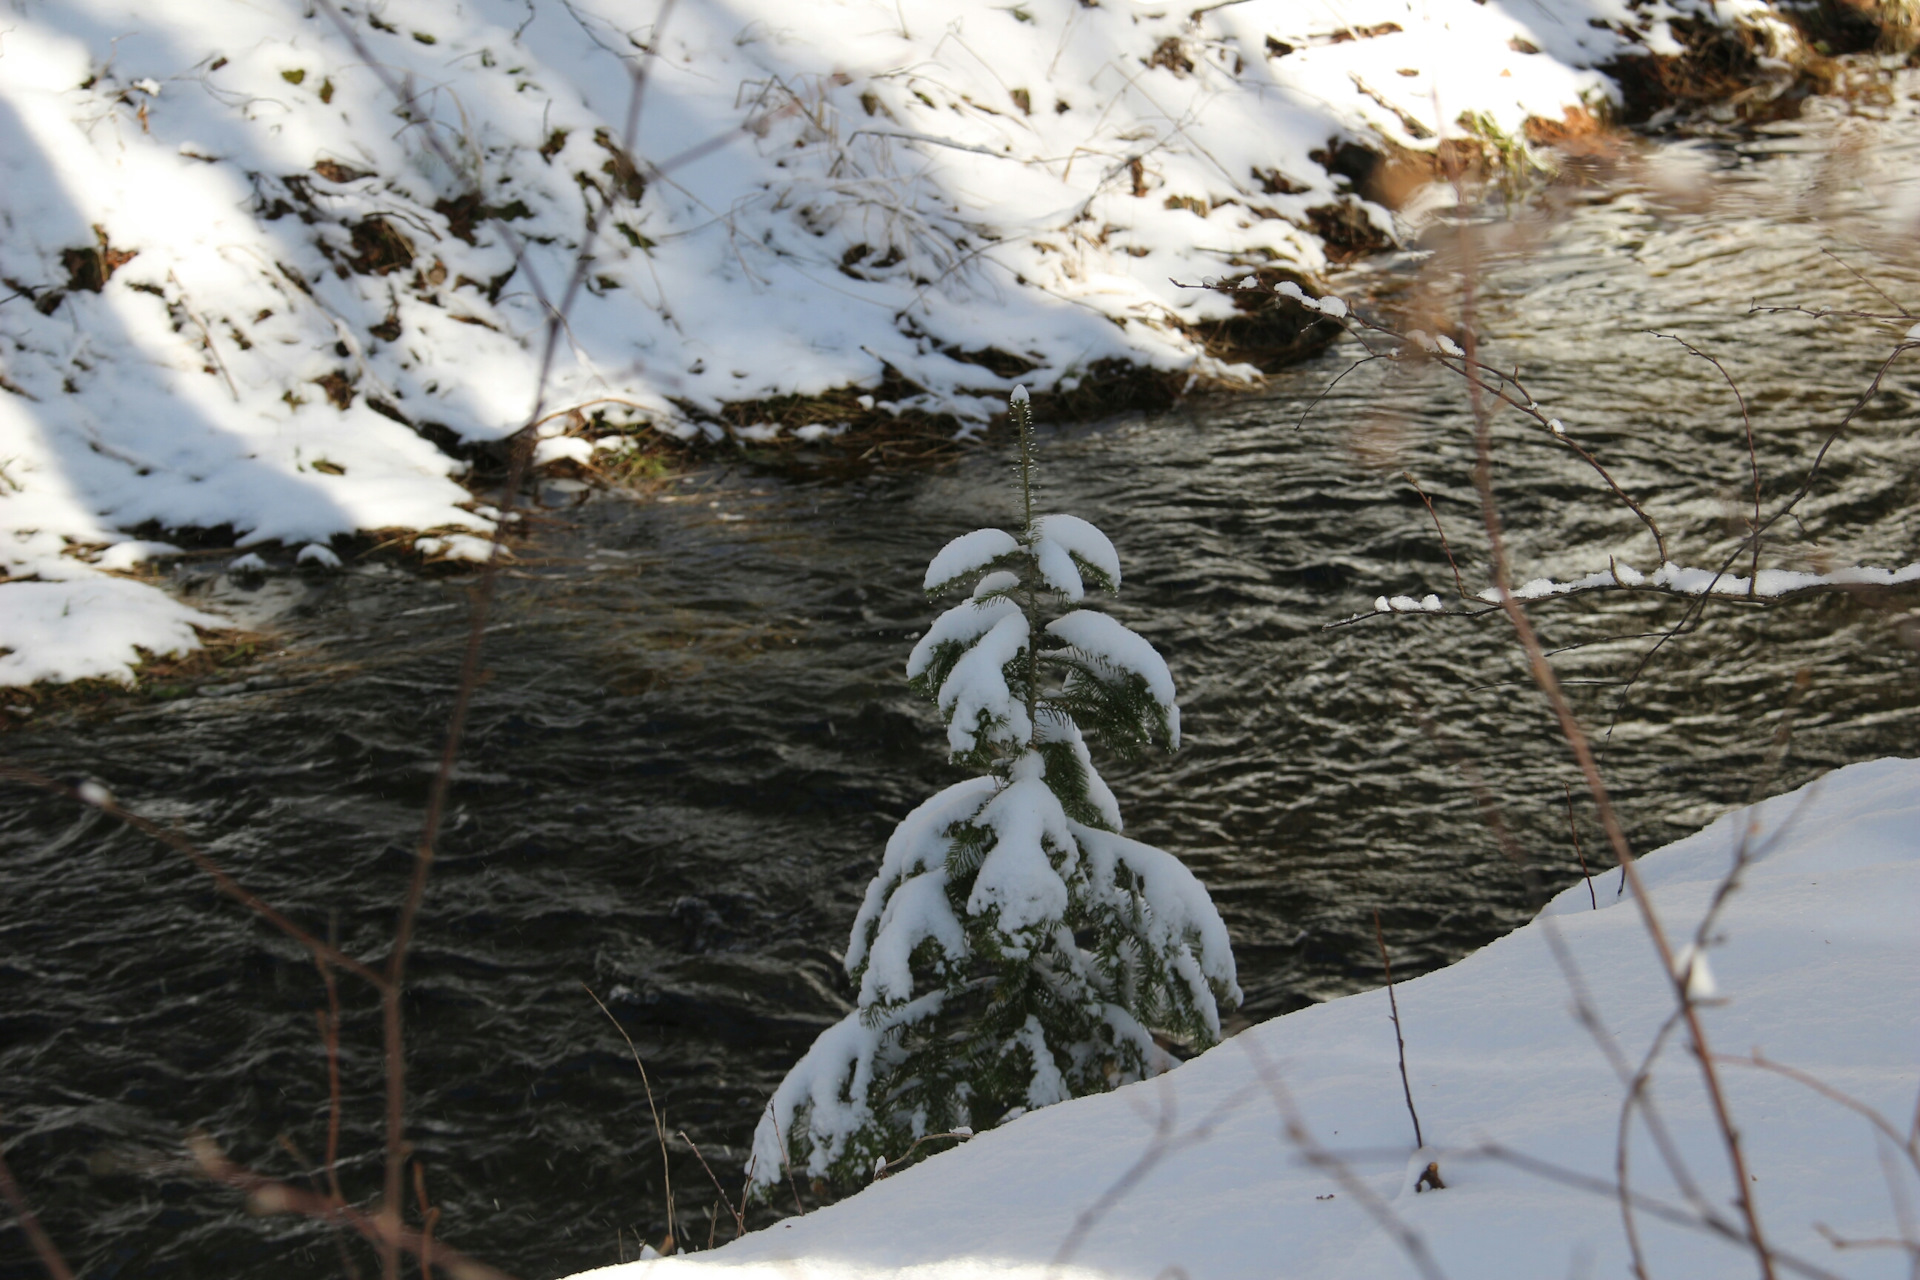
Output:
top-left (572, 756), bottom-right (1920, 1280)
top-left (0, 0), bottom-right (1803, 685)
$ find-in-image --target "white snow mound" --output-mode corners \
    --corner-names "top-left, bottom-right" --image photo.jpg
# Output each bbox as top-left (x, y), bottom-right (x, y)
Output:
top-left (0, 0), bottom-right (1798, 684)
top-left (572, 756), bottom-right (1920, 1280)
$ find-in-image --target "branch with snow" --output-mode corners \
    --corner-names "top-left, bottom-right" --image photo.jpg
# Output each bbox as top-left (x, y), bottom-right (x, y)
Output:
top-left (1328, 560), bottom-right (1920, 628)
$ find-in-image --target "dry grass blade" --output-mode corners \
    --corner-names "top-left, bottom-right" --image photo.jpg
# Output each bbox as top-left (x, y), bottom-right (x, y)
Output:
top-left (582, 983), bottom-right (677, 1253)
top-left (677, 1130), bottom-right (745, 1240)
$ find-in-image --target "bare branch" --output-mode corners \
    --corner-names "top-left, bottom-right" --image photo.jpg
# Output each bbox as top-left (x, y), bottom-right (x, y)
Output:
top-left (1404, 471), bottom-right (1471, 601)
top-left (188, 1137), bottom-right (516, 1280)
top-left (0, 766), bottom-right (385, 989)
top-left (1372, 910), bottom-right (1426, 1150)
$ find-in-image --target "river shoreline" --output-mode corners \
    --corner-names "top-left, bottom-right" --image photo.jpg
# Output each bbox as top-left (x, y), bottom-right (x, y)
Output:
top-left (5, 0), bottom-right (1915, 688)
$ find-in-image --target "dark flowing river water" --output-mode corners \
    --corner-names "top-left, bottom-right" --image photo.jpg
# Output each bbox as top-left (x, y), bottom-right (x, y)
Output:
top-left (4, 86), bottom-right (1920, 1280)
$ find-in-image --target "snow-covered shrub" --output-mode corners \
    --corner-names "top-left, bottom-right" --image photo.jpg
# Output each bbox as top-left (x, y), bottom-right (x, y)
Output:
top-left (749, 388), bottom-right (1241, 1195)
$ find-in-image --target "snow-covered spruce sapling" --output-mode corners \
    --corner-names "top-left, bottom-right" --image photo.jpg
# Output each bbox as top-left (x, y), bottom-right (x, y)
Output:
top-left (749, 386), bottom-right (1241, 1194)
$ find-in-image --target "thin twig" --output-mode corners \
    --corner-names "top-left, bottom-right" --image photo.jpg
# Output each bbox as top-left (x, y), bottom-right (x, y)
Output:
top-left (1617, 1004), bottom-right (1693, 1279)
top-left (313, 956), bottom-right (346, 1205)
top-left (1646, 332), bottom-right (1761, 588)
top-left (1819, 249), bottom-right (1910, 318)
top-left (1410, 706), bottom-right (1717, 1272)
top-left (413, 1160), bottom-right (439, 1280)
top-left (1606, 334), bottom-right (1916, 730)
top-left (1404, 471), bottom-right (1471, 600)
top-left (166, 270), bottom-right (242, 402)
top-left (1714, 1053), bottom-right (1920, 1172)
top-left (761, 1103), bottom-right (808, 1218)
top-left (1241, 1040), bottom-right (1449, 1280)
top-left (0, 767), bottom-right (385, 988)
top-left (872, 1130), bottom-right (974, 1179)
top-left (1294, 352), bottom-right (1386, 431)
top-left (189, 1137), bottom-right (515, 1280)
top-left (1372, 910), bottom-right (1425, 1150)
top-left (1465, 1144), bottom-right (1845, 1280)
top-left (1564, 784), bottom-right (1597, 910)
top-left (1814, 1224), bottom-right (1920, 1255)
top-left (1045, 1074), bottom-right (1262, 1279)
top-left (1453, 213), bottom-right (1777, 1280)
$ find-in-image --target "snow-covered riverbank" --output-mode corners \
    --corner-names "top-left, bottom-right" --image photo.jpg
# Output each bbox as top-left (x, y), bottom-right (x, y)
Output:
top-left (0, 0), bottom-right (1817, 686)
top-left (570, 756), bottom-right (1919, 1280)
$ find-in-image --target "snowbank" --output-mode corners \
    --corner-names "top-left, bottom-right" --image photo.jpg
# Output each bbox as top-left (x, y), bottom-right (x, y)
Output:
top-left (572, 757), bottom-right (1920, 1280)
top-left (0, 0), bottom-right (1803, 684)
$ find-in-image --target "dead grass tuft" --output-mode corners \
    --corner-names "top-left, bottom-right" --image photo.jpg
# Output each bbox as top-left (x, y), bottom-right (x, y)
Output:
top-left (0, 630), bottom-right (270, 732)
